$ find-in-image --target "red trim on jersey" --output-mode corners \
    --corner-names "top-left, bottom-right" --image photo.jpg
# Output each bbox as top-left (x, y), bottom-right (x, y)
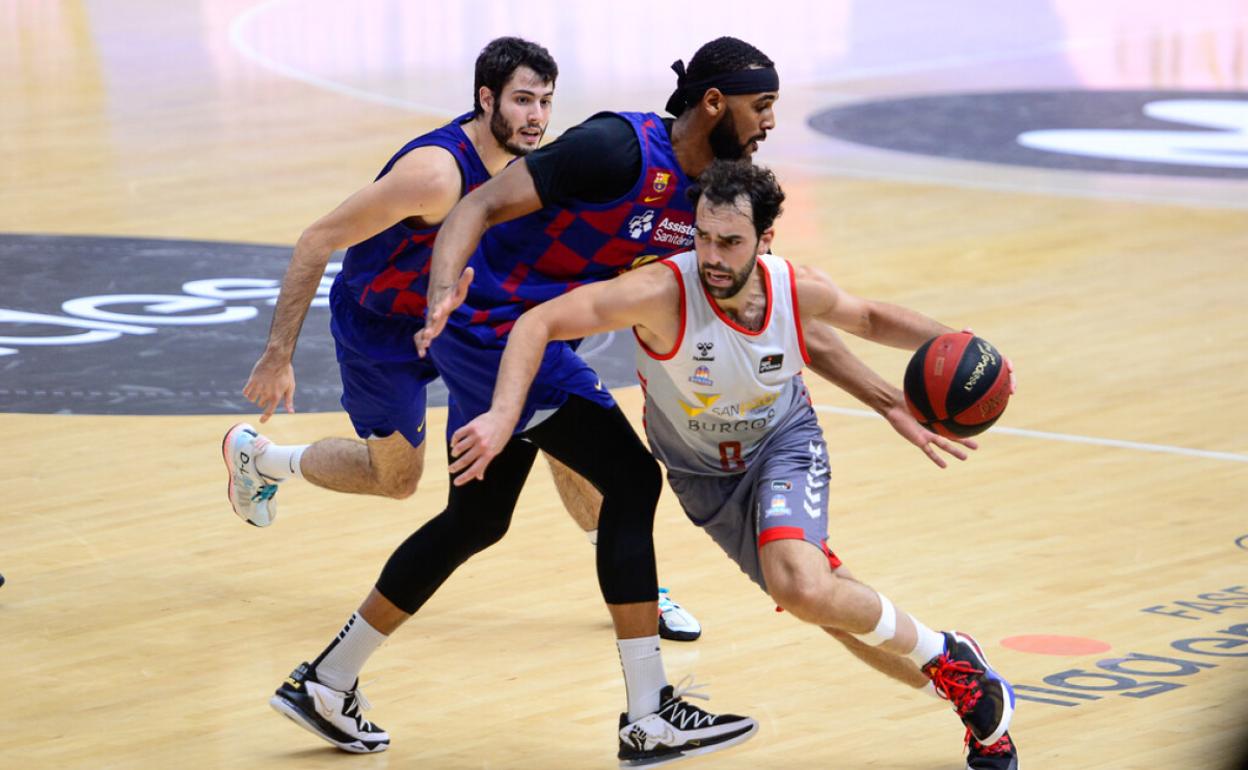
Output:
top-left (700, 257), bottom-right (772, 336)
top-left (785, 260), bottom-right (812, 365)
top-left (633, 258), bottom-right (685, 360)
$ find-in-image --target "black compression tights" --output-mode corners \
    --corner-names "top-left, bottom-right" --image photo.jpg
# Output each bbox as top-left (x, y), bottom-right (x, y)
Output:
top-left (375, 395), bottom-right (662, 614)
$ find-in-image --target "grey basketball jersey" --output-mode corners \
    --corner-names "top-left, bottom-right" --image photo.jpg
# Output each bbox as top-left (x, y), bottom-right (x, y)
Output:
top-left (635, 250), bottom-right (810, 475)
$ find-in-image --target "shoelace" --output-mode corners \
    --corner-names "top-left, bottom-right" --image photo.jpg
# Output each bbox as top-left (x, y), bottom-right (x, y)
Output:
top-left (658, 674), bottom-right (720, 731)
top-left (965, 729), bottom-right (1013, 756)
top-left (343, 687), bottom-right (376, 730)
top-left (926, 655), bottom-right (984, 715)
top-left (667, 674), bottom-right (710, 704)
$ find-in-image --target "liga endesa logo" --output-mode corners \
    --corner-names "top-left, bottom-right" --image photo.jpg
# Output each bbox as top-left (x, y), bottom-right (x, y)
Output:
top-left (0, 234), bottom-right (637, 416)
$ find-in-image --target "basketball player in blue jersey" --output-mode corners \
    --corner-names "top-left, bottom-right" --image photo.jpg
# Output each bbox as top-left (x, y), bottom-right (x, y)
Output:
top-left (222, 36), bottom-right (700, 644)
top-left (452, 160), bottom-right (1020, 769)
top-left (284, 38), bottom-right (779, 767)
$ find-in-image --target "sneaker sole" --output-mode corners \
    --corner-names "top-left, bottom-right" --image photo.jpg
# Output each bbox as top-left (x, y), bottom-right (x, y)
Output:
top-left (618, 721), bottom-right (758, 768)
top-left (954, 631), bottom-right (1015, 745)
top-left (269, 693), bottom-right (389, 754)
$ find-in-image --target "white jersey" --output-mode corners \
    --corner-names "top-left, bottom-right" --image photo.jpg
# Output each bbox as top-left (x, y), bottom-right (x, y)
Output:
top-left (635, 250), bottom-right (810, 476)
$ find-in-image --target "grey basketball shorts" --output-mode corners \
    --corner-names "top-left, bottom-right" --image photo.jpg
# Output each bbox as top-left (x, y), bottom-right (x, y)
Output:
top-left (665, 404), bottom-right (842, 593)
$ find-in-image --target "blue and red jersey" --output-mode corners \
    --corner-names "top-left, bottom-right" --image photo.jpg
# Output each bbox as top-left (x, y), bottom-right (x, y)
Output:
top-left (336, 113), bottom-right (490, 320)
top-left (455, 112), bottom-right (696, 345)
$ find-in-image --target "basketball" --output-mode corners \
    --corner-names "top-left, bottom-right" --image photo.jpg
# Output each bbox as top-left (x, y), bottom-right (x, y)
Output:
top-left (904, 332), bottom-right (1010, 438)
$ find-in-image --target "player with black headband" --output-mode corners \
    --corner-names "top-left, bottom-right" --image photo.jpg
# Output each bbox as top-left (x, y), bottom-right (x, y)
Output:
top-left (265, 37), bottom-right (780, 767)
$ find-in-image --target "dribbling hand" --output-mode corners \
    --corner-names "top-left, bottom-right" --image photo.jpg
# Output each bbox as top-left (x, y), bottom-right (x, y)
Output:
top-left (883, 402), bottom-right (977, 468)
top-left (415, 266), bottom-right (474, 357)
top-left (448, 409), bottom-right (515, 485)
top-left (242, 354), bottom-right (296, 423)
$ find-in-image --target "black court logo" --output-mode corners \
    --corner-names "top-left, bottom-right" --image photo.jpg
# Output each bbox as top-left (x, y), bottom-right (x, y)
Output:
top-left (808, 91), bottom-right (1248, 179)
top-left (759, 353), bottom-right (784, 373)
top-left (0, 234), bottom-right (637, 416)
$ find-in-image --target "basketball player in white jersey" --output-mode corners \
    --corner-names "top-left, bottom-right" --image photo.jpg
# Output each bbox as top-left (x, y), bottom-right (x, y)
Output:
top-left (448, 160), bottom-right (1020, 769)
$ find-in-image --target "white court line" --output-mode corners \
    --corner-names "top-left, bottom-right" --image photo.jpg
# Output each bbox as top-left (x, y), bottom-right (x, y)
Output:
top-left (813, 404), bottom-right (1248, 464)
top-left (228, 0), bottom-right (449, 115)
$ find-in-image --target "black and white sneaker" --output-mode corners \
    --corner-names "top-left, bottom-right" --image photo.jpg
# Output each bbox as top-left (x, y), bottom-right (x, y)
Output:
top-left (269, 662), bottom-right (389, 753)
top-left (617, 678), bottom-right (758, 767)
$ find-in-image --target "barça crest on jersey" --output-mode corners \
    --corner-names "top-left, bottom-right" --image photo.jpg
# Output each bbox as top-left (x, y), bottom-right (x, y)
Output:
top-left (688, 365), bottom-right (714, 387)
top-left (641, 168), bottom-right (677, 206)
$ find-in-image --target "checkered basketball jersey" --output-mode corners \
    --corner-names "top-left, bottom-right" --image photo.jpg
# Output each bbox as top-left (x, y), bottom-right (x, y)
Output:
top-left (457, 111), bottom-right (697, 345)
top-left (336, 113), bottom-right (491, 320)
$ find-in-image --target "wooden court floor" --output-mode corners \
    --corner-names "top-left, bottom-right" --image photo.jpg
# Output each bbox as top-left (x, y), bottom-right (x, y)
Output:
top-left (3, 3), bottom-right (1247, 768)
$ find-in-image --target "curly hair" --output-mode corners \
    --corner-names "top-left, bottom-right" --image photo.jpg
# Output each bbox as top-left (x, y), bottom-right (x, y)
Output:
top-left (689, 160), bottom-right (785, 238)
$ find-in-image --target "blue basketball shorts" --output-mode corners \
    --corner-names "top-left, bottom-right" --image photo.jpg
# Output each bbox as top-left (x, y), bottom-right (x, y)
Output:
top-left (329, 280), bottom-right (438, 448)
top-left (430, 321), bottom-right (616, 437)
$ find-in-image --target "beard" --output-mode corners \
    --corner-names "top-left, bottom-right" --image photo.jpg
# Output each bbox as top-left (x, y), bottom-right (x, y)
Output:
top-left (708, 110), bottom-right (746, 160)
top-left (700, 253), bottom-right (757, 299)
top-left (490, 107), bottom-right (539, 156)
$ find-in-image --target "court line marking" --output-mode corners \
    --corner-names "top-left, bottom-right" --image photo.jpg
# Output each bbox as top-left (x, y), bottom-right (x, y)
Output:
top-left (229, 2), bottom-right (1247, 209)
top-left (228, 0), bottom-right (448, 115)
top-left (813, 404), bottom-right (1248, 464)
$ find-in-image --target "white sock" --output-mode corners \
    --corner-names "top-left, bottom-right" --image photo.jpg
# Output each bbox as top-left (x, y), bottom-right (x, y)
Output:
top-left (313, 613), bottom-right (387, 692)
top-left (906, 618), bottom-right (946, 668)
top-left (617, 635), bottom-right (666, 721)
top-left (256, 443), bottom-right (307, 480)
top-left (585, 528), bottom-right (598, 546)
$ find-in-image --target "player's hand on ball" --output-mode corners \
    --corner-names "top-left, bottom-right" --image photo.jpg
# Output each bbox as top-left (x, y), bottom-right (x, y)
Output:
top-left (884, 402), bottom-right (977, 469)
top-left (449, 409), bottom-right (513, 485)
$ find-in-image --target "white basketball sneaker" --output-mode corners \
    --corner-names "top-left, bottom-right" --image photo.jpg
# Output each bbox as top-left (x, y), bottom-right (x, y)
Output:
top-left (270, 662), bottom-right (389, 753)
top-left (617, 677), bottom-right (757, 767)
top-left (222, 422), bottom-right (280, 527)
top-left (657, 588), bottom-right (701, 642)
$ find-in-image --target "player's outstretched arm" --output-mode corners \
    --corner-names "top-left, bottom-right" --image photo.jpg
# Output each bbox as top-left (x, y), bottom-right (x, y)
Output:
top-left (795, 264), bottom-right (954, 350)
top-left (448, 263), bottom-right (680, 484)
top-left (417, 161), bottom-right (546, 356)
top-left (800, 295), bottom-right (976, 468)
top-left (244, 148), bottom-right (461, 421)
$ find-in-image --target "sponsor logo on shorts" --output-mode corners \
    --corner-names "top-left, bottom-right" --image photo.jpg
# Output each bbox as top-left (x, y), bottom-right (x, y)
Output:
top-left (759, 353), bottom-right (784, 373)
top-left (765, 494), bottom-right (791, 517)
top-left (771, 479), bottom-right (792, 491)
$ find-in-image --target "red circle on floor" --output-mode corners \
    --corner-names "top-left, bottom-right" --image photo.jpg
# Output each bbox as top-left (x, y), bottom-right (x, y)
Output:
top-left (1001, 635), bottom-right (1112, 656)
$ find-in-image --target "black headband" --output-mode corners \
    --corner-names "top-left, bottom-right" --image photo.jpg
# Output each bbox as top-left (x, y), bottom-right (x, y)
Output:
top-left (665, 59), bottom-right (780, 116)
